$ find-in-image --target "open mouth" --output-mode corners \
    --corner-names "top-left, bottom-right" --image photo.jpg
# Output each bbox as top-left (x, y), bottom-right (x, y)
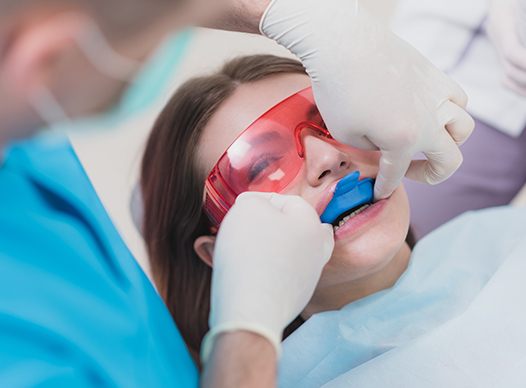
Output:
top-left (332, 202), bottom-right (372, 231)
top-left (320, 171), bottom-right (375, 229)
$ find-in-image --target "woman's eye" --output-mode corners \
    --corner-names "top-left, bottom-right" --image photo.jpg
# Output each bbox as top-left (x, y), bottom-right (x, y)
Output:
top-left (248, 155), bottom-right (282, 183)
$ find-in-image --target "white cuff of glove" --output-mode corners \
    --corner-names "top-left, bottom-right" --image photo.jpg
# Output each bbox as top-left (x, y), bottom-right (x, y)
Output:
top-left (200, 323), bottom-right (282, 364)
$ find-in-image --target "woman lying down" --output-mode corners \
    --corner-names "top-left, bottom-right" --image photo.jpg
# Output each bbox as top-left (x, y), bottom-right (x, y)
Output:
top-left (139, 55), bottom-right (526, 387)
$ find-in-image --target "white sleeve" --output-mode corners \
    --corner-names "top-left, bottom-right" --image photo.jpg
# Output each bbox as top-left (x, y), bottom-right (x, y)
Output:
top-left (393, 0), bottom-right (526, 137)
top-left (391, 0), bottom-right (489, 71)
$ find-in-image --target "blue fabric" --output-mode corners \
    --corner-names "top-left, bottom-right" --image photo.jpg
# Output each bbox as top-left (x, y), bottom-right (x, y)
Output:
top-left (279, 206), bottom-right (526, 388)
top-left (0, 135), bottom-right (198, 387)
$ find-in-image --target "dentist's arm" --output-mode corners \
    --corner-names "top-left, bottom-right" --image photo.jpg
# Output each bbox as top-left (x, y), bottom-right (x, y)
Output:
top-left (214, 0), bottom-right (474, 199)
top-left (200, 193), bottom-right (334, 388)
top-left (203, 0), bottom-right (270, 33)
top-left (202, 332), bottom-right (276, 388)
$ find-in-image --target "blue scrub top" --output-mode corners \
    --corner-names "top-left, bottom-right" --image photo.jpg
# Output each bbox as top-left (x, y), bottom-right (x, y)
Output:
top-left (0, 135), bottom-right (198, 387)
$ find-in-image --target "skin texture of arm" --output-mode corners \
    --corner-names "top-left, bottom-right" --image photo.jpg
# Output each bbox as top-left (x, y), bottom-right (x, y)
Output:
top-left (199, 0), bottom-right (271, 33)
top-left (201, 331), bottom-right (277, 388)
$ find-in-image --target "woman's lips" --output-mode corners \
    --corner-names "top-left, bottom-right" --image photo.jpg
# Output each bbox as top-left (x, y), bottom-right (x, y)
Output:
top-left (315, 180), bottom-right (339, 216)
top-left (333, 198), bottom-right (387, 240)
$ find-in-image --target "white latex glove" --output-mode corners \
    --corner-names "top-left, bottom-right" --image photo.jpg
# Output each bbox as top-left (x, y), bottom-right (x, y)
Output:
top-left (201, 192), bottom-right (334, 362)
top-left (261, 0), bottom-right (475, 199)
top-left (487, 0), bottom-right (526, 96)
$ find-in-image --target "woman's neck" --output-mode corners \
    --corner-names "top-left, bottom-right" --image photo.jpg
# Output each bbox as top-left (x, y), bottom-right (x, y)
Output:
top-left (302, 243), bottom-right (411, 318)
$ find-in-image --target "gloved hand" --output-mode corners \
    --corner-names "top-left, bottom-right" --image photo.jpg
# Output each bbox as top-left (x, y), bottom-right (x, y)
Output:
top-left (487, 0), bottom-right (526, 97)
top-left (260, 0), bottom-right (475, 199)
top-left (201, 192), bottom-right (334, 362)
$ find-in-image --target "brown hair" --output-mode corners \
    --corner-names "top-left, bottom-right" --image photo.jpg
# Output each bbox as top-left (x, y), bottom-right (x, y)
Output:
top-left (140, 55), bottom-right (307, 365)
top-left (141, 54), bottom-right (417, 367)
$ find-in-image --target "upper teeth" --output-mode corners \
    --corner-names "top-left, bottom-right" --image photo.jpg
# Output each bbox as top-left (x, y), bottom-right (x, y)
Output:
top-left (333, 204), bottom-right (370, 231)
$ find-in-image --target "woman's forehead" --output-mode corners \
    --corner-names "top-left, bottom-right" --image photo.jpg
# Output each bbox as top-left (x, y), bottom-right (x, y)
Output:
top-left (198, 73), bottom-right (310, 174)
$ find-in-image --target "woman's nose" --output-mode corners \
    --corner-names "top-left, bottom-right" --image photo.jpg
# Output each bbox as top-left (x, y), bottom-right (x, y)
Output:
top-left (303, 135), bottom-right (350, 186)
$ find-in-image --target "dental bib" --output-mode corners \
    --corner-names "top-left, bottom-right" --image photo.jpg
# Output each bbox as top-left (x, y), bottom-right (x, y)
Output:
top-left (279, 206), bottom-right (526, 388)
top-left (320, 171), bottom-right (374, 224)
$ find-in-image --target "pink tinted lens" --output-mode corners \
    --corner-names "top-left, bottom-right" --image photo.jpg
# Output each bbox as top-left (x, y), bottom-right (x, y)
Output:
top-left (216, 88), bottom-right (319, 193)
top-left (205, 87), bottom-right (325, 226)
top-left (216, 120), bottom-right (301, 194)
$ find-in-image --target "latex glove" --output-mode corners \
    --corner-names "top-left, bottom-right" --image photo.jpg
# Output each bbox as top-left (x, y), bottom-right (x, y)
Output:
top-left (201, 192), bottom-right (334, 362)
top-left (261, 0), bottom-right (474, 199)
top-left (487, 0), bottom-right (526, 96)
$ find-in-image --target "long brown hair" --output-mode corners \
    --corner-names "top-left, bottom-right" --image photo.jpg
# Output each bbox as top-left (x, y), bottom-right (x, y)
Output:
top-left (140, 55), bottom-right (307, 365)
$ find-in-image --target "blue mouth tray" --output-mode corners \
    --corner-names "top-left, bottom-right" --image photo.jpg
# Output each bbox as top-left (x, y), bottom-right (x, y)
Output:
top-left (320, 171), bottom-right (374, 224)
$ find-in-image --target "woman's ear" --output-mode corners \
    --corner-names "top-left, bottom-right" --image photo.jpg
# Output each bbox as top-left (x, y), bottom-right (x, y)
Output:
top-left (194, 236), bottom-right (216, 268)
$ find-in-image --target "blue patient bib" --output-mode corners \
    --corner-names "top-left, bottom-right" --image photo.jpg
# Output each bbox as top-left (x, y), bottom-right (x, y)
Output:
top-left (0, 135), bottom-right (198, 387)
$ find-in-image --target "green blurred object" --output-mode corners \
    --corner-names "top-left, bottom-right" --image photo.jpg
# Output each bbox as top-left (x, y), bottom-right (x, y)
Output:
top-left (117, 29), bottom-right (192, 117)
top-left (54, 29), bottom-right (192, 133)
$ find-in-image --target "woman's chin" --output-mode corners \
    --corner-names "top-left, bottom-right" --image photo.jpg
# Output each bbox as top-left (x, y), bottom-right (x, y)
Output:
top-left (327, 239), bottom-right (401, 280)
top-left (331, 186), bottom-right (407, 241)
top-left (325, 186), bottom-right (410, 279)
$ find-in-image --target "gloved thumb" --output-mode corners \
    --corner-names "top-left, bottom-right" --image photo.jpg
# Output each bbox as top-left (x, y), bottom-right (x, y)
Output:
top-left (270, 194), bottom-right (318, 219)
top-left (374, 151), bottom-right (412, 200)
top-left (320, 223), bottom-right (335, 262)
top-left (235, 191), bottom-right (274, 205)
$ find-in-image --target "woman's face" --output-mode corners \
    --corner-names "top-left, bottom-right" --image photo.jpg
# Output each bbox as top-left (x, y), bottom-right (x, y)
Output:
top-left (196, 73), bottom-right (410, 294)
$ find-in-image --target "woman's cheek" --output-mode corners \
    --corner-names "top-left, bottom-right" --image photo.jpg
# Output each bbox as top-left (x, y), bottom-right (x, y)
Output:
top-left (321, 243), bottom-right (385, 284)
top-left (322, 189), bottom-right (410, 283)
top-left (280, 173), bottom-right (321, 210)
top-left (332, 231), bottom-right (392, 267)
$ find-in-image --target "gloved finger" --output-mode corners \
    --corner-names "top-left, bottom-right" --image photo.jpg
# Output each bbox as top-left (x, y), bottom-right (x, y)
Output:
top-left (503, 61), bottom-right (526, 87)
top-left (500, 28), bottom-right (526, 71)
top-left (236, 192), bottom-right (307, 215)
top-left (234, 192), bottom-right (292, 216)
top-left (320, 224), bottom-right (335, 261)
top-left (329, 130), bottom-right (379, 151)
top-left (503, 76), bottom-right (526, 97)
top-left (268, 192), bottom-right (302, 212)
top-left (374, 150), bottom-right (412, 200)
top-left (235, 192), bottom-right (319, 220)
top-left (347, 135), bottom-right (379, 151)
top-left (405, 131), bottom-right (463, 184)
top-left (445, 78), bottom-right (469, 108)
top-left (437, 100), bottom-right (475, 145)
top-left (275, 194), bottom-right (319, 219)
top-left (235, 191), bottom-right (274, 205)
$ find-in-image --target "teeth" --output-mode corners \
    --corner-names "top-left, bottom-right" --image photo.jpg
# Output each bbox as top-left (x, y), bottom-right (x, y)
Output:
top-left (333, 204), bottom-right (371, 232)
